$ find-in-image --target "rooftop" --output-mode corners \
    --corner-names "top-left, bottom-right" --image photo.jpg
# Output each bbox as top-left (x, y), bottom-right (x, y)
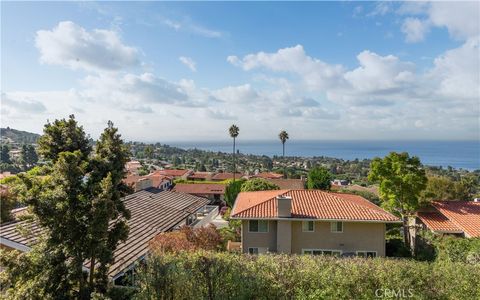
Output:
top-left (430, 201), bottom-right (480, 237)
top-left (231, 189), bottom-right (399, 222)
top-left (173, 183), bottom-right (226, 195)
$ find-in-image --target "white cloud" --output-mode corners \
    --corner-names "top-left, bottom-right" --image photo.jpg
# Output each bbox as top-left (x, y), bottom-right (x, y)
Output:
top-left (1, 93), bottom-right (47, 118)
top-left (35, 21), bottom-right (139, 72)
top-left (179, 56), bottom-right (197, 72)
top-left (344, 51), bottom-right (415, 93)
top-left (401, 17), bottom-right (430, 43)
top-left (227, 45), bottom-right (345, 90)
top-left (398, 2), bottom-right (480, 42)
top-left (211, 84), bottom-right (260, 103)
top-left (161, 17), bottom-right (223, 38)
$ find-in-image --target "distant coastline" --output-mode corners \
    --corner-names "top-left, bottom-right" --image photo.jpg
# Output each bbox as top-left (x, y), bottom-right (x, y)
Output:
top-left (167, 140), bottom-right (480, 170)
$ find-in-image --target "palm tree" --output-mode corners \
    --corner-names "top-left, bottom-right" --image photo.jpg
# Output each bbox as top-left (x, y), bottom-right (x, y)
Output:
top-left (279, 130), bottom-right (289, 179)
top-left (229, 124), bottom-right (240, 180)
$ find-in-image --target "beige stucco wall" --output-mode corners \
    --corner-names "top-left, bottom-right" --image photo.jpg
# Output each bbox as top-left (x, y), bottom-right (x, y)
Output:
top-left (241, 220), bottom-right (386, 256)
top-left (291, 221), bottom-right (386, 256)
top-left (241, 220), bottom-right (277, 253)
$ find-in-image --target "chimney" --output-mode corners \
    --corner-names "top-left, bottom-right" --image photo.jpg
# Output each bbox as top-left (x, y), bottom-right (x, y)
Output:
top-left (277, 195), bottom-right (292, 218)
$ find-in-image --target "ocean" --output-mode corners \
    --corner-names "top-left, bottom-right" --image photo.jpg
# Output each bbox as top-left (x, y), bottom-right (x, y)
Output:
top-left (167, 140), bottom-right (480, 170)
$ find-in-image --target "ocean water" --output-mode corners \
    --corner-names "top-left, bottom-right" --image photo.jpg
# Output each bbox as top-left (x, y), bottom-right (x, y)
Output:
top-left (168, 140), bottom-right (480, 170)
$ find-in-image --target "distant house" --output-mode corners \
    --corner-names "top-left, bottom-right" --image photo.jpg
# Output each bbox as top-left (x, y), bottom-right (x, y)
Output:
top-left (265, 179), bottom-right (305, 190)
top-left (250, 172), bottom-right (284, 180)
top-left (332, 179), bottom-right (349, 186)
top-left (187, 172), bottom-right (214, 181)
top-left (231, 190), bottom-right (399, 256)
top-left (152, 169), bottom-right (192, 179)
top-left (415, 200), bottom-right (480, 238)
top-left (0, 188), bottom-right (218, 285)
top-left (211, 172), bottom-right (244, 181)
top-left (173, 183), bottom-right (226, 203)
top-left (123, 174), bottom-right (173, 192)
top-left (125, 160), bottom-right (142, 175)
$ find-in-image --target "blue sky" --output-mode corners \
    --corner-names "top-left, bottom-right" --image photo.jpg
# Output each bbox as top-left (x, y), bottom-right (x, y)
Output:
top-left (1, 1), bottom-right (479, 142)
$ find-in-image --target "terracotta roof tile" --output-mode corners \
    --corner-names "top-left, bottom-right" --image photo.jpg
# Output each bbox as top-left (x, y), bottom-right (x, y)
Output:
top-left (152, 169), bottom-right (190, 177)
top-left (431, 201), bottom-right (480, 237)
top-left (266, 179), bottom-right (305, 190)
top-left (231, 189), bottom-right (399, 222)
top-left (173, 183), bottom-right (226, 195)
top-left (211, 173), bottom-right (243, 181)
top-left (252, 172), bottom-right (284, 179)
top-left (417, 212), bottom-right (462, 233)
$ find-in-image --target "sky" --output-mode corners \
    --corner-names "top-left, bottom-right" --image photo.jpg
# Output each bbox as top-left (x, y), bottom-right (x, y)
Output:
top-left (1, 1), bottom-right (479, 142)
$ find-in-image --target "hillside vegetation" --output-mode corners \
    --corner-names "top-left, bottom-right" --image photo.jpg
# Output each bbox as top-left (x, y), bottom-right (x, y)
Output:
top-left (1, 127), bottom-right (40, 144)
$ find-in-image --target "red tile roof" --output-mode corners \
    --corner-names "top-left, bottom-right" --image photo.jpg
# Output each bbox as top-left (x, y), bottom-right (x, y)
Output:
top-left (152, 169), bottom-right (190, 177)
top-left (211, 172), bottom-right (243, 181)
top-left (417, 212), bottom-right (462, 233)
top-left (266, 179), bottom-right (305, 190)
top-left (187, 172), bottom-right (213, 179)
top-left (231, 189), bottom-right (399, 222)
top-left (173, 183), bottom-right (226, 195)
top-left (431, 201), bottom-right (480, 237)
top-left (252, 172), bottom-right (284, 179)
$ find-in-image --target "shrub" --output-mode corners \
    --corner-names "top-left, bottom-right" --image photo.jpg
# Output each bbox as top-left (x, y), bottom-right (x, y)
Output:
top-left (134, 251), bottom-right (480, 300)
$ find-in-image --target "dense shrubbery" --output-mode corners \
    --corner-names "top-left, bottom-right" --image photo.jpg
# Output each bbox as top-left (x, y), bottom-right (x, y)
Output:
top-left (134, 251), bottom-right (480, 300)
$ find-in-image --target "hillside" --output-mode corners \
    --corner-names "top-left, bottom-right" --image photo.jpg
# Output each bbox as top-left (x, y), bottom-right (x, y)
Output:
top-left (0, 127), bottom-right (41, 144)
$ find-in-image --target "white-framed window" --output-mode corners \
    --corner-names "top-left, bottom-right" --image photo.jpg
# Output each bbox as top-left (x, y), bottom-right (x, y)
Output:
top-left (356, 251), bottom-right (377, 258)
top-left (302, 221), bottom-right (314, 232)
top-left (248, 247), bottom-right (259, 254)
top-left (249, 220), bottom-right (269, 233)
top-left (330, 221), bottom-right (343, 233)
top-left (302, 249), bottom-right (342, 257)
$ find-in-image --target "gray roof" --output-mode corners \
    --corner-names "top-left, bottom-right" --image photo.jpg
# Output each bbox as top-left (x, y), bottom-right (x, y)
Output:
top-left (0, 188), bottom-right (209, 279)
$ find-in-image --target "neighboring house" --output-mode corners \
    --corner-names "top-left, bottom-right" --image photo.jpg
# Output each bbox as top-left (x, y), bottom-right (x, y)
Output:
top-left (231, 190), bottom-right (400, 257)
top-left (211, 172), bottom-right (244, 181)
top-left (332, 179), bottom-right (349, 186)
top-left (187, 172), bottom-right (214, 181)
top-left (123, 174), bottom-right (173, 192)
top-left (265, 179), bottom-right (305, 190)
top-left (415, 200), bottom-right (480, 238)
top-left (125, 160), bottom-right (142, 175)
top-left (0, 188), bottom-right (217, 285)
top-left (152, 169), bottom-right (192, 179)
top-left (250, 172), bottom-right (284, 180)
top-left (173, 183), bottom-right (226, 204)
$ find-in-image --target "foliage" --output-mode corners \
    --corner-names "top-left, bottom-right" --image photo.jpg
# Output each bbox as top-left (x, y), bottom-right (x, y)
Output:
top-left (420, 176), bottom-right (472, 204)
top-left (240, 178), bottom-right (280, 192)
top-left (368, 152), bottom-right (427, 246)
top-left (20, 144), bottom-right (38, 170)
top-left (37, 114), bottom-right (92, 162)
top-left (150, 225), bottom-right (223, 254)
top-left (1, 117), bottom-right (131, 299)
top-left (134, 251), bottom-right (480, 300)
top-left (307, 167), bottom-right (333, 190)
top-left (335, 189), bottom-right (381, 205)
top-left (0, 186), bottom-right (16, 223)
top-left (0, 144), bottom-right (12, 164)
top-left (224, 179), bottom-right (245, 207)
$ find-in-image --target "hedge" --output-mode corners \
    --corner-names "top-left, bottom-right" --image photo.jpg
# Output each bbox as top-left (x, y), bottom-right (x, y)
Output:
top-left (134, 251), bottom-right (480, 300)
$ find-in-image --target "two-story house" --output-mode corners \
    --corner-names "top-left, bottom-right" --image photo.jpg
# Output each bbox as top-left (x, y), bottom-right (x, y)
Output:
top-left (231, 189), bottom-right (400, 257)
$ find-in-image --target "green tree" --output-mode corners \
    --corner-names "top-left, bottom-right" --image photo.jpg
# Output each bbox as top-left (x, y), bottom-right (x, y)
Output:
top-left (240, 178), bottom-right (280, 192)
top-left (307, 167), bottom-right (333, 190)
top-left (144, 145), bottom-right (154, 160)
top-left (1, 144), bottom-right (11, 164)
top-left (20, 144), bottom-right (38, 170)
top-left (229, 124), bottom-right (239, 181)
top-left (368, 152), bottom-right (427, 247)
top-left (224, 178), bottom-right (245, 207)
top-left (279, 130), bottom-right (289, 179)
top-left (38, 114), bottom-right (92, 162)
top-left (2, 118), bottom-right (131, 299)
top-left (420, 176), bottom-right (470, 204)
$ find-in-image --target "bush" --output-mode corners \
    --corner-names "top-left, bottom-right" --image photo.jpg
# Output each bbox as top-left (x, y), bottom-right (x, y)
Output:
top-left (134, 251), bottom-right (480, 300)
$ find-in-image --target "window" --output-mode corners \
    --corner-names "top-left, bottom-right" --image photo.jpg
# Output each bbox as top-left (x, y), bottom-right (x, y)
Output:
top-left (303, 249), bottom-right (342, 256)
top-left (248, 247), bottom-right (259, 254)
top-left (357, 251), bottom-right (377, 258)
top-left (302, 221), bottom-right (314, 232)
top-left (330, 221), bottom-right (343, 233)
top-left (249, 220), bottom-right (268, 232)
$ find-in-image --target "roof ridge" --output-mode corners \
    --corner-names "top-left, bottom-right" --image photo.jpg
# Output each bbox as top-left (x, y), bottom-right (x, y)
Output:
top-left (232, 189), bottom-right (289, 216)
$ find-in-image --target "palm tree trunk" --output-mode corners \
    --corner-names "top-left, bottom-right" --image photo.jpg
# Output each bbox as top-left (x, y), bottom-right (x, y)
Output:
top-left (282, 143), bottom-right (286, 179)
top-left (233, 137), bottom-right (236, 181)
